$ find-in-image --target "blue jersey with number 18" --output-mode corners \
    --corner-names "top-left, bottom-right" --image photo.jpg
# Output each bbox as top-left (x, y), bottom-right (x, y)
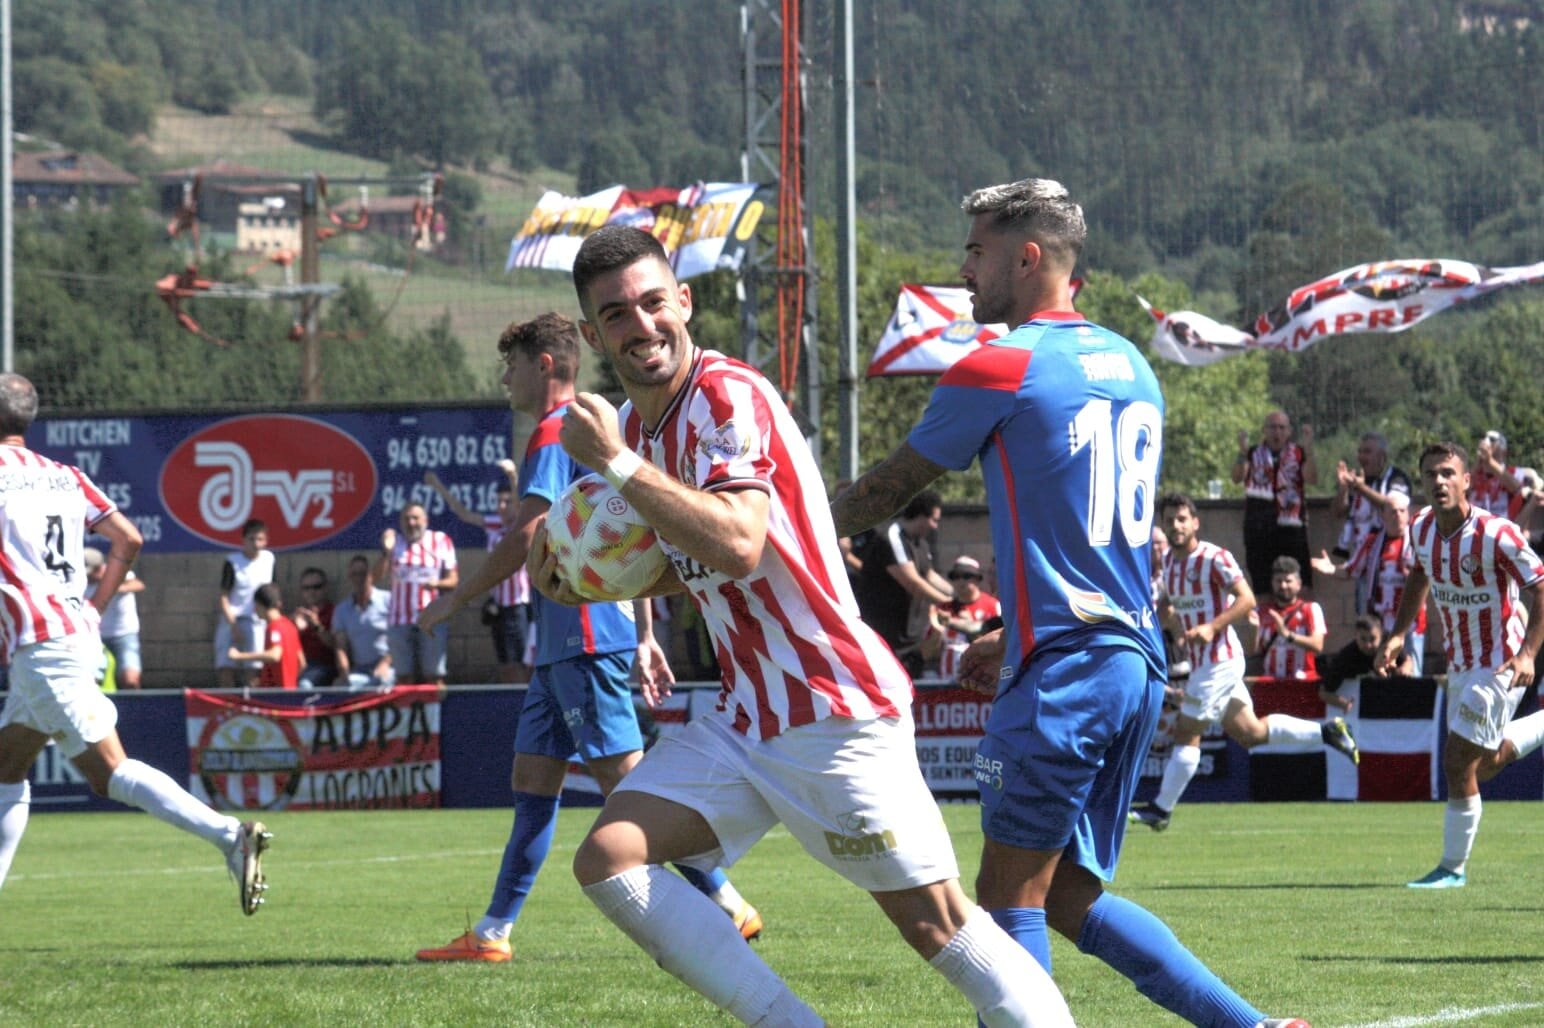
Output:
top-left (907, 311), bottom-right (1165, 678)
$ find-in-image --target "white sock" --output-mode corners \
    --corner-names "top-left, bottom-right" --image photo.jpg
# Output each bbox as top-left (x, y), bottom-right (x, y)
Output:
top-left (928, 906), bottom-right (1073, 1028)
top-left (1442, 793), bottom-right (1482, 873)
top-left (107, 759), bottom-right (239, 850)
top-left (711, 877), bottom-right (748, 918)
top-left (1265, 714), bottom-right (1323, 749)
top-left (0, 780), bottom-right (30, 891)
top-left (1503, 709), bottom-right (1544, 759)
top-left (473, 915), bottom-right (512, 941)
top-left (1154, 744), bottom-right (1201, 811)
top-left (584, 865), bottom-right (820, 1026)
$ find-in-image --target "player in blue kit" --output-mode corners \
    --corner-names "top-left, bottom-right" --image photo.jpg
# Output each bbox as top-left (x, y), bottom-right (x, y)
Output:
top-left (414, 313), bottom-right (759, 962)
top-left (834, 179), bottom-right (1300, 1027)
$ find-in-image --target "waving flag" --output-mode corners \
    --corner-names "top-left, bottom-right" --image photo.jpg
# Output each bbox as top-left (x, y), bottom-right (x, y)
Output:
top-left (1144, 258), bottom-right (1544, 365)
top-left (505, 182), bottom-right (763, 281)
top-left (867, 285), bottom-right (1007, 377)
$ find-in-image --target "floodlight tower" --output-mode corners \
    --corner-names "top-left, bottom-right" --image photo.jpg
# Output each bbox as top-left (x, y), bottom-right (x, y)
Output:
top-left (741, 0), bottom-right (820, 462)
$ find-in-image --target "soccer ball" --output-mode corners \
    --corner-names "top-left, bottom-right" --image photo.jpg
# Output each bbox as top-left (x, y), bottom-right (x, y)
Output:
top-left (544, 472), bottom-right (668, 602)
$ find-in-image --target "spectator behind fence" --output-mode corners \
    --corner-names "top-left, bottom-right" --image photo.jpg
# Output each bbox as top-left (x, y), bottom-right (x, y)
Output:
top-left (293, 567), bottom-right (337, 689)
top-left (84, 546), bottom-right (145, 689)
top-left (922, 555), bottom-right (1000, 682)
top-left (1468, 429), bottom-right (1540, 522)
top-left (424, 465), bottom-right (533, 684)
top-left (214, 518), bottom-right (273, 688)
top-left (1318, 615), bottom-right (1411, 713)
top-left (1251, 555), bottom-right (1325, 681)
top-left (227, 583), bottom-right (304, 690)
top-left (1232, 410), bottom-right (1317, 594)
top-left (332, 555), bottom-right (393, 691)
top-left (853, 490), bottom-right (953, 676)
top-left (1330, 431), bottom-right (1410, 571)
top-left (1313, 490), bottom-right (1427, 675)
top-left (375, 503), bottom-right (458, 686)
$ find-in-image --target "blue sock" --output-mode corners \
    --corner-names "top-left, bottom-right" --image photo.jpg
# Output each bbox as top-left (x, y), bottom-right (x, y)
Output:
top-left (989, 906), bottom-right (1052, 972)
top-left (672, 863), bottom-right (728, 897)
top-left (485, 791), bottom-right (560, 923)
top-left (1076, 892), bottom-right (1264, 1028)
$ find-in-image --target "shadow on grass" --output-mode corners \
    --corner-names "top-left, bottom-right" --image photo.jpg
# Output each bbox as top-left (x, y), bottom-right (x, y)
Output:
top-left (176, 958), bottom-right (410, 969)
top-left (1303, 954), bottom-right (1544, 965)
top-left (1145, 882), bottom-right (1391, 891)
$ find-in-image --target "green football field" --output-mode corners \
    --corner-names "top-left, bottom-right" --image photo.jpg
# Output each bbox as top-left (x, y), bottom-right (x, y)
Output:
top-left (3, 801), bottom-right (1541, 1026)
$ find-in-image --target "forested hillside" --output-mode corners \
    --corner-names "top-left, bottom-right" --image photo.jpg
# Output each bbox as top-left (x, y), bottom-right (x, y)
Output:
top-left (11, 0), bottom-right (1544, 491)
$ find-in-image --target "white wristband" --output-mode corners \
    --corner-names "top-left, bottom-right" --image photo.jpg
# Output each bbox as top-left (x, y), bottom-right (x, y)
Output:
top-left (602, 449), bottom-right (644, 490)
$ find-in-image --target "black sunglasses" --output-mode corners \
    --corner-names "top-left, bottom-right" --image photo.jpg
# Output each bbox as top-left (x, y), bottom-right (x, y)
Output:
top-left (947, 572), bottom-right (981, 581)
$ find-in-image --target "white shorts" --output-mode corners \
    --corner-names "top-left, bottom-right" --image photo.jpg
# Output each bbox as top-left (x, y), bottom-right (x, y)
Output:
top-left (1178, 656), bottom-right (1251, 726)
top-left (1445, 665), bottom-right (1521, 750)
top-left (615, 712), bottom-right (960, 893)
top-left (0, 635), bottom-right (118, 757)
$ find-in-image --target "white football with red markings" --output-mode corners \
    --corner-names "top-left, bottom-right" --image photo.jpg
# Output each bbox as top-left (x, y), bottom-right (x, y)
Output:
top-left (544, 472), bottom-right (667, 602)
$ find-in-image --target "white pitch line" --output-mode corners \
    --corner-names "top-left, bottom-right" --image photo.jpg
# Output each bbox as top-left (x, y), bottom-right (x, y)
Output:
top-left (1346, 1001), bottom-right (1544, 1027)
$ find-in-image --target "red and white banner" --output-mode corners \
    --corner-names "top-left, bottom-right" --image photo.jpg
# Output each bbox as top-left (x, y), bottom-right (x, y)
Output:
top-left (867, 285), bottom-right (1007, 377)
top-left (1143, 258), bottom-right (1544, 365)
top-left (504, 182), bottom-right (764, 281)
top-left (911, 686), bottom-right (993, 795)
top-left (185, 686), bottom-right (442, 811)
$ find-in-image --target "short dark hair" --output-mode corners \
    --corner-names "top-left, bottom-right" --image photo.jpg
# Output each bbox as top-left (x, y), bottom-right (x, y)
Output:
top-left (901, 489), bottom-right (943, 521)
top-left (1271, 555), bottom-right (1300, 576)
top-left (300, 567), bottom-right (327, 586)
top-left (572, 225), bottom-right (672, 313)
top-left (497, 312), bottom-right (581, 384)
top-left (0, 374), bottom-right (39, 438)
top-left (960, 178), bottom-right (1086, 268)
top-left (254, 583), bottom-right (283, 610)
top-left (1158, 492), bottom-right (1197, 518)
top-left (242, 518), bottom-right (267, 539)
top-left (1419, 441), bottom-right (1469, 473)
top-left (1354, 614), bottom-right (1382, 635)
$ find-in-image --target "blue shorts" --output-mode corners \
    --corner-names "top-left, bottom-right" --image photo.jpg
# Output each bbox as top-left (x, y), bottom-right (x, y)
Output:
top-left (976, 644), bottom-right (1162, 881)
top-left (103, 632), bottom-right (142, 674)
top-left (514, 651), bottom-right (642, 763)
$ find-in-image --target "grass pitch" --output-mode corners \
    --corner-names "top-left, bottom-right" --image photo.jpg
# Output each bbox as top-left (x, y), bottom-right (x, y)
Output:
top-left (3, 802), bottom-right (1542, 1026)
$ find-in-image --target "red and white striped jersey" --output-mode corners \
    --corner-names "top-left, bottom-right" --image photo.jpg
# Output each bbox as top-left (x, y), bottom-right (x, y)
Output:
top-left (1162, 540), bottom-right (1248, 667)
top-left (386, 530), bottom-right (458, 625)
top-left (934, 592), bottom-right (1002, 681)
top-left (1254, 598), bottom-right (1325, 680)
top-left (1346, 529), bottom-right (1427, 634)
top-left (1410, 505), bottom-right (1544, 674)
top-left (0, 444), bottom-right (116, 657)
top-left (481, 515), bottom-right (530, 608)
top-left (621, 349), bottom-right (910, 740)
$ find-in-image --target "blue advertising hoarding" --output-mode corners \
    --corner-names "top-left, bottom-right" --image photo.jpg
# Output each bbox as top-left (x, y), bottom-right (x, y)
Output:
top-left (32, 405), bottom-right (515, 552)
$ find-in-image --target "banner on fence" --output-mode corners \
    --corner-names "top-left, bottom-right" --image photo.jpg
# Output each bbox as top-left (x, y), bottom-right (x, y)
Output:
top-left (184, 686), bottom-right (443, 811)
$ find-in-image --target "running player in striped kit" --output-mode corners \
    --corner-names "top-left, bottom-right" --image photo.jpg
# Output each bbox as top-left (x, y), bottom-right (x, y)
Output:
top-left (536, 225), bottom-right (1071, 1026)
top-left (1377, 441), bottom-right (1544, 888)
top-left (1132, 495), bottom-right (1359, 832)
top-left (0, 373), bottom-right (270, 916)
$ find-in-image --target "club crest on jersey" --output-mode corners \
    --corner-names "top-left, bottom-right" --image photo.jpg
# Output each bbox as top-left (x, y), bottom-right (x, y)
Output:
top-left (698, 422), bottom-right (751, 464)
top-left (1460, 554), bottom-right (1482, 577)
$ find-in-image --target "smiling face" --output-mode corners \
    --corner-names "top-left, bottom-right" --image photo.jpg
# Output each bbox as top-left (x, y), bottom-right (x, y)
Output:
top-left (1160, 501), bottom-right (1200, 553)
top-left (578, 255), bottom-right (695, 407)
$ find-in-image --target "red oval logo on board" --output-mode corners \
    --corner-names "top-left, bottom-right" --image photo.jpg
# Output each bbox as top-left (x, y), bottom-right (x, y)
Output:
top-left (160, 415), bottom-right (378, 550)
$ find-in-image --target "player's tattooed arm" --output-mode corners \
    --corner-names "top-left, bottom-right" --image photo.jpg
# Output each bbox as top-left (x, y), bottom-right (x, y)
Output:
top-left (831, 444), bottom-right (948, 537)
